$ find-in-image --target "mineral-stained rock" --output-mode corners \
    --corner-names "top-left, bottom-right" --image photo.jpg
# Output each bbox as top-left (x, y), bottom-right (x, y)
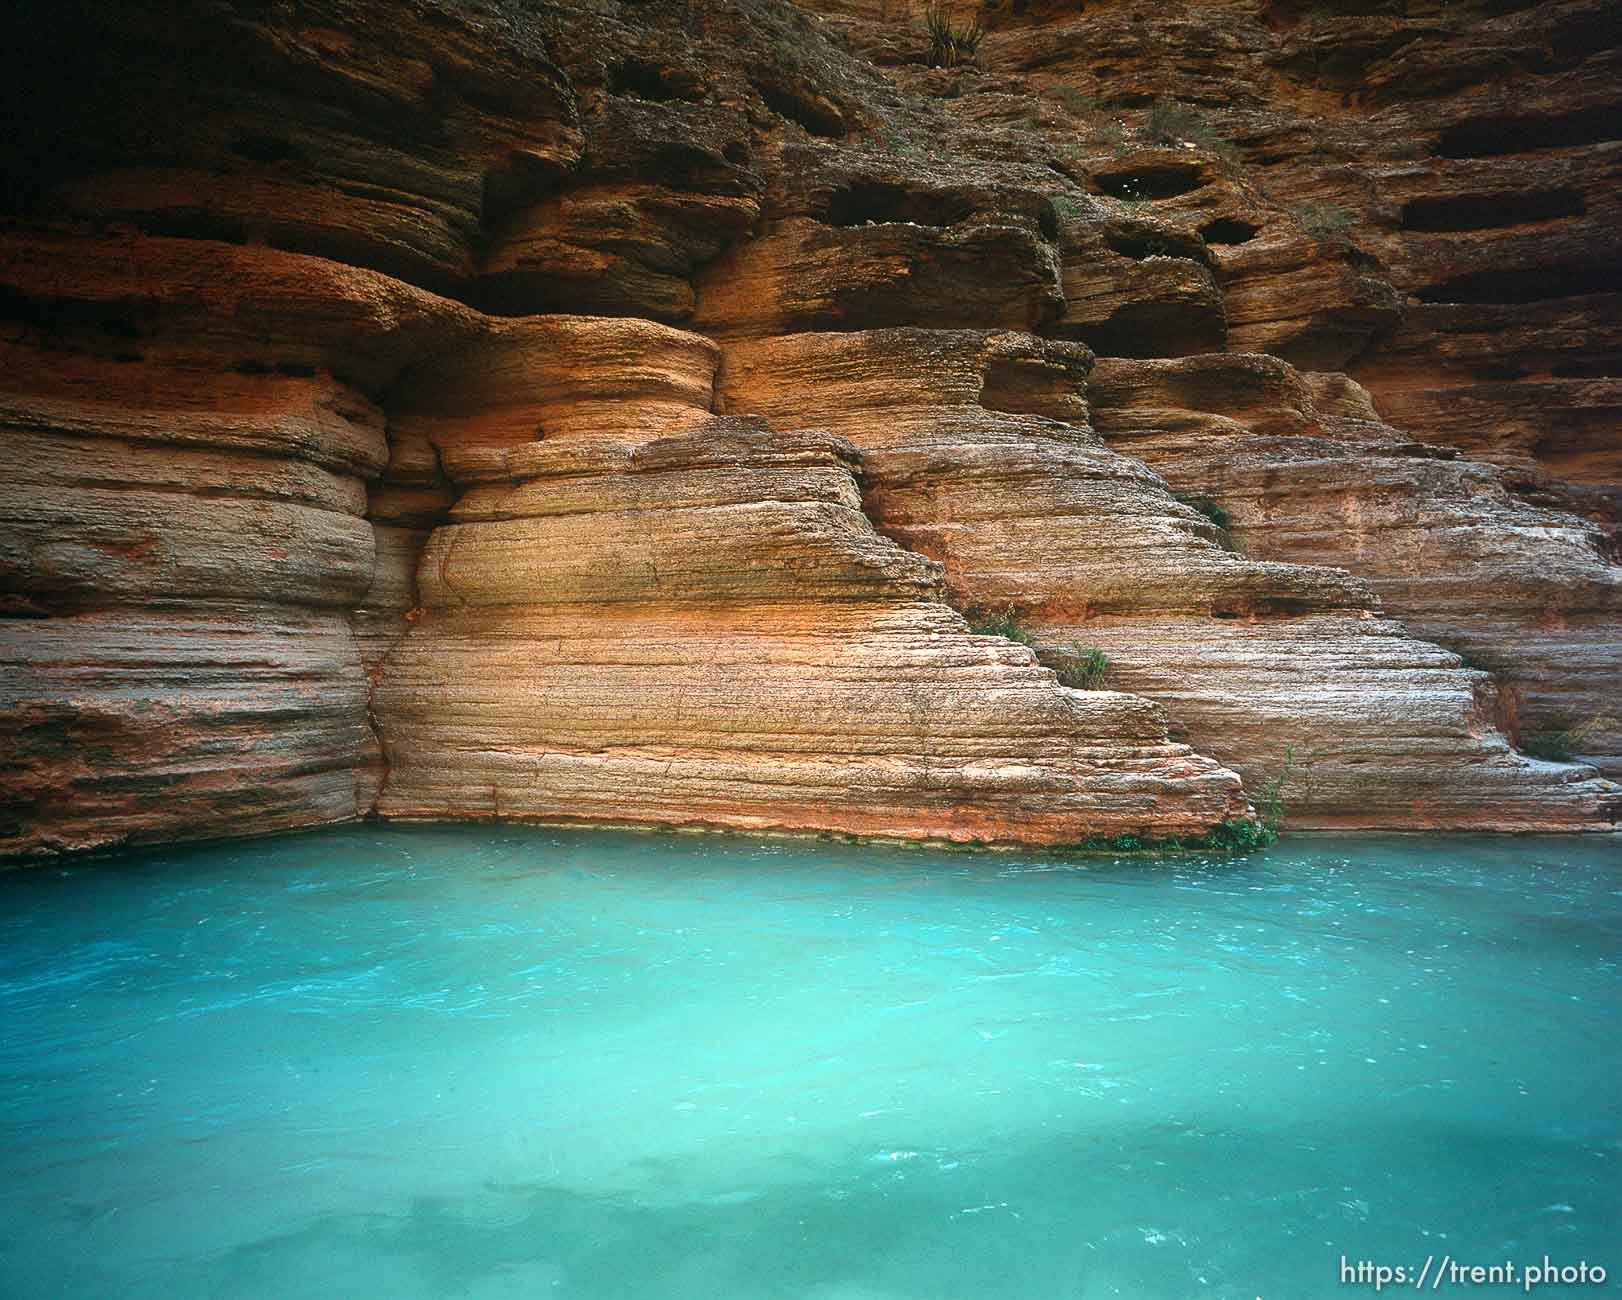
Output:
top-left (1038, 612), bottom-right (1621, 833)
top-left (1049, 205), bottom-right (1229, 359)
top-left (375, 421), bottom-right (1250, 843)
top-left (389, 315), bottom-right (722, 474)
top-left (0, 231), bottom-right (452, 858)
top-left (2, 0), bottom-right (582, 295)
top-left (1, 611), bottom-right (373, 858)
top-left (479, 184), bottom-right (761, 321)
top-left (967, 0), bottom-right (1620, 539)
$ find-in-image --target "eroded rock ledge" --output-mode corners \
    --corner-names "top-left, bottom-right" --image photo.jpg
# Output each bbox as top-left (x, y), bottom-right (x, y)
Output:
top-left (1, 0), bottom-right (1618, 859)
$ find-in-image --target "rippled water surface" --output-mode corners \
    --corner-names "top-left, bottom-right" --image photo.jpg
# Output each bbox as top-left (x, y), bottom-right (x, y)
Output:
top-left (1, 826), bottom-right (1618, 1298)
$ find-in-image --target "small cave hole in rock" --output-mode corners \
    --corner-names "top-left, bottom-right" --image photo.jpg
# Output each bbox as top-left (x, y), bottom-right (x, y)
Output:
top-left (1550, 359), bottom-right (1621, 379)
top-left (822, 181), bottom-right (974, 229)
top-left (1473, 361), bottom-right (1532, 382)
top-left (751, 80), bottom-right (845, 139)
top-left (1095, 163), bottom-right (1205, 201)
top-left (980, 357), bottom-right (1081, 419)
top-left (1438, 104), bottom-right (1622, 158)
top-left (610, 59), bottom-right (690, 103)
top-left (1400, 188), bottom-right (1584, 233)
top-left (1415, 265), bottom-right (1622, 306)
top-left (1546, 10), bottom-right (1622, 66)
top-left (1252, 598), bottom-right (1314, 618)
top-left (651, 141), bottom-right (726, 188)
top-left (1268, 0), bottom-right (1401, 21)
top-left (1200, 217), bottom-right (1258, 245)
top-left (1106, 230), bottom-right (1202, 261)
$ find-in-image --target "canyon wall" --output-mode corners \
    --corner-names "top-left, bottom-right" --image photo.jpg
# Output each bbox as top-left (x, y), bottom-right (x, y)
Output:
top-left (0, 0), bottom-right (1617, 860)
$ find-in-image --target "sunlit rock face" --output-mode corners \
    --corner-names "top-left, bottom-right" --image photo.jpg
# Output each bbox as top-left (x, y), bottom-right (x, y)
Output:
top-left (1, 0), bottom-right (1617, 859)
top-left (1087, 355), bottom-right (1622, 790)
top-left (715, 331), bottom-right (1619, 830)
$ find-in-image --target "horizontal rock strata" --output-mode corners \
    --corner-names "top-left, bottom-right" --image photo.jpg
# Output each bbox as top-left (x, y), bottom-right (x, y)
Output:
top-left (2, 0), bottom-right (1619, 858)
top-left (374, 414), bottom-right (1247, 842)
top-left (0, 232), bottom-right (419, 856)
top-left (717, 327), bottom-right (1619, 829)
top-left (1088, 353), bottom-right (1622, 785)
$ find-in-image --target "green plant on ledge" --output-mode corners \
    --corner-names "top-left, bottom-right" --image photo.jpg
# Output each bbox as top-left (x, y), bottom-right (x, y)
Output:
top-left (874, 124), bottom-right (925, 157)
top-left (1519, 716), bottom-right (1612, 763)
top-left (923, 1), bottom-right (983, 69)
top-left (1114, 178), bottom-right (1151, 210)
top-left (1053, 645), bottom-right (1109, 689)
top-left (1206, 746), bottom-right (1294, 852)
top-left (1174, 492), bottom-right (1233, 531)
top-left (1285, 199), bottom-right (1353, 239)
top-left (1141, 99), bottom-right (1237, 158)
top-left (1075, 832), bottom-right (1149, 853)
top-left (962, 604), bottom-right (1038, 646)
top-left (1088, 120), bottom-right (1130, 156)
top-left (1048, 85), bottom-right (1104, 116)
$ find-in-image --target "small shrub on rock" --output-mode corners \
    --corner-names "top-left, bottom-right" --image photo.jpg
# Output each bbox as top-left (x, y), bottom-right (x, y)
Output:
top-left (963, 604), bottom-right (1037, 646)
top-left (923, 2), bottom-right (983, 69)
top-left (1174, 493), bottom-right (1233, 530)
top-left (1286, 199), bottom-right (1354, 238)
top-left (1054, 645), bottom-right (1110, 689)
top-left (1143, 100), bottom-right (1239, 159)
top-left (1207, 747), bottom-right (1294, 852)
top-left (1520, 715), bottom-right (1612, 763)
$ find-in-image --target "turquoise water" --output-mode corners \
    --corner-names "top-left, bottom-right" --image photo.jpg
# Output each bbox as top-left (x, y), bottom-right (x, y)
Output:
top-left (1, 827), bottom-right (1617, 1299)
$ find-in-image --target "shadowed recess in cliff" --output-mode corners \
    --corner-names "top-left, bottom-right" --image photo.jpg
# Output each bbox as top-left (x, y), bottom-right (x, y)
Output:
top-left (1400, 189), bottom-right (1586, 233)
top-left (1436, 103), bottom-right (1622, 158)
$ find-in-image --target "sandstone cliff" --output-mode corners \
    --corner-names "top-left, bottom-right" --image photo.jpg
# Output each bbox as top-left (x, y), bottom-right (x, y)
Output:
top-left (0, 0), bottom-right (1617, 859)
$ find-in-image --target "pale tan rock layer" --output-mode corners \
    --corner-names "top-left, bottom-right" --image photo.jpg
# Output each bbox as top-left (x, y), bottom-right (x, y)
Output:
top-left (1088, 354), bottom-right (1622, 781)
top-left (374, 422), bottom-right (1249, 844)
top-left (0, 232), bottom-right (425, 857)
top-left (718, 328), bottom-right (1620, 828)
top-left (0, 228), bottom-right (1247, 854)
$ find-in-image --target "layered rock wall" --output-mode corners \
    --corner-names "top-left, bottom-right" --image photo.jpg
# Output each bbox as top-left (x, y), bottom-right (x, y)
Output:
top-left (1, 0), bottom-right (1617, 859)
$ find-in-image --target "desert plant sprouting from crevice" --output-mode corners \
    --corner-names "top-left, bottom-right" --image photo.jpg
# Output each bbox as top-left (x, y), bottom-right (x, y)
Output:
top-left (1142, 100), bottom-right (1239, 159)
top-left (961, 604), bottom-right (1037, 646)
top-left (1075, 832), bottom-right (1149, 852)
top-left (1051, 645), bottom-right (1109, 689)
top-left (1285, 199), bottom-right (1354, 239)
top-left (1088, 120), bottom-right (1130, 156)
top-left (1519, 715), bottom-right (1613, 763)
top-left (1174, 493), bottom-right (1233, 531)
top-left (1048, 85), bottom-right (1103, 116)
top-left (922, 2), bottom-right (983, 69)
top-left (1144, 99), bottom-right (1205, 144)
top-left (1206, 746), bottom-right (1294, 852)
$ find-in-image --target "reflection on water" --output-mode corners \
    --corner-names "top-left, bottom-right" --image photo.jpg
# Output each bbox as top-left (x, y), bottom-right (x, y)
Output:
top-left (1, 826), bottom-right (1617, 1298)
